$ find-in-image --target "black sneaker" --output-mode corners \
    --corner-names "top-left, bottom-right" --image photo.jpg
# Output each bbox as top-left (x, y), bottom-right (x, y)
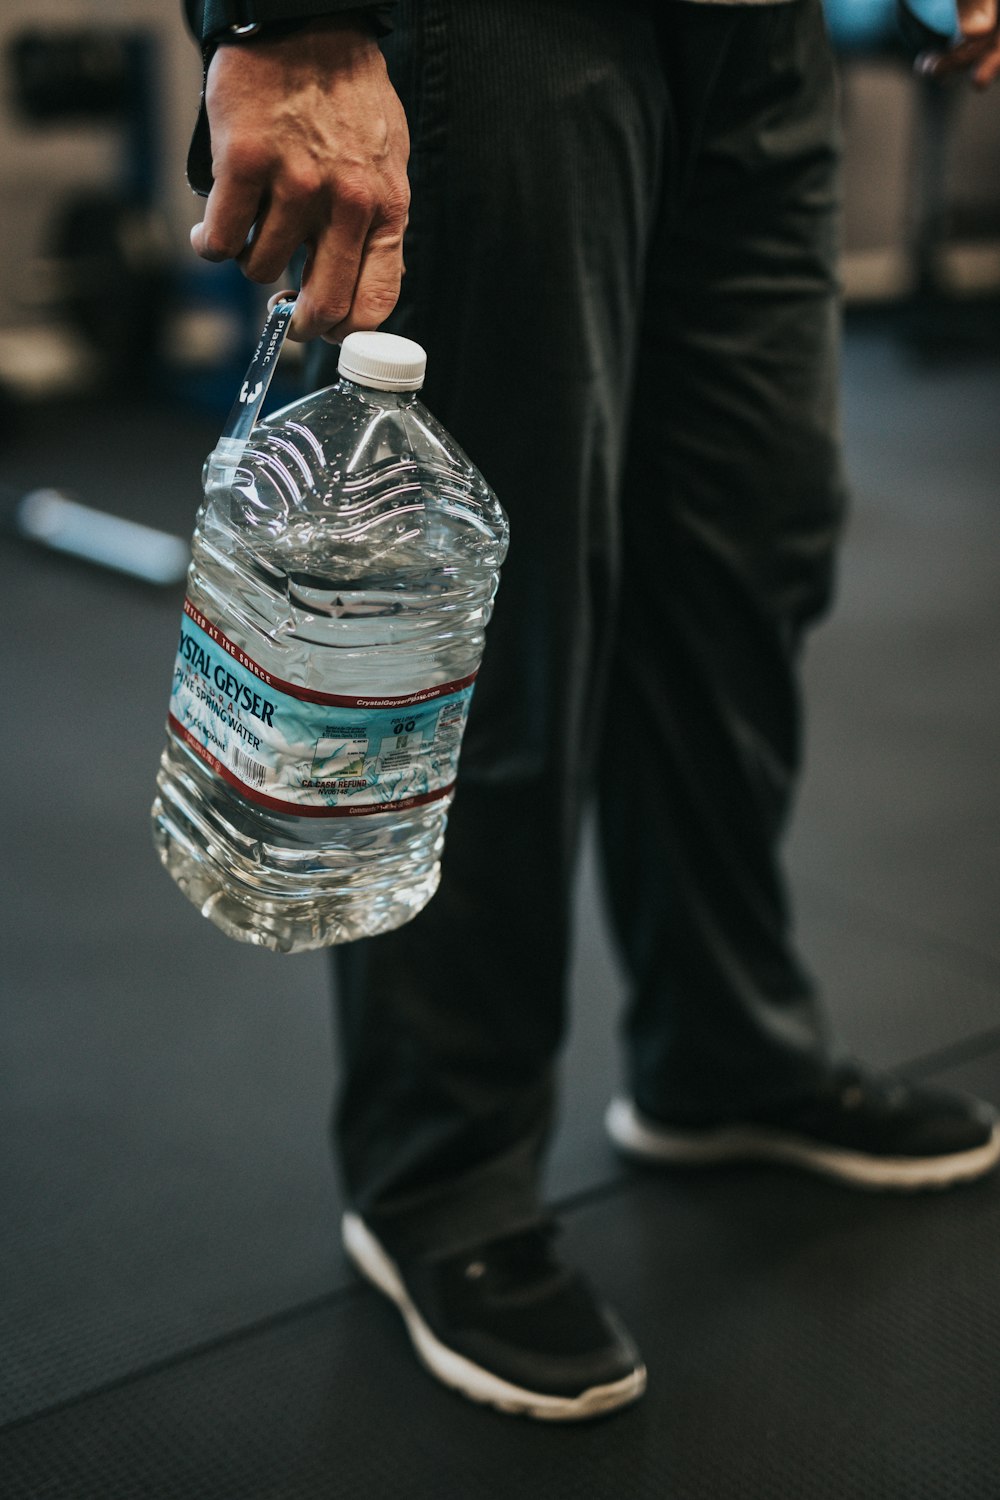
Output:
top-left (606, 1062), bottom-right (1000, 1191)
top-left (342, 1212), bottom-right (646, 1420)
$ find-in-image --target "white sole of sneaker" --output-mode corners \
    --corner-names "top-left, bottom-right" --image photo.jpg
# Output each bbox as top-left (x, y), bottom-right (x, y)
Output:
top-left (341, 1212), bottom-right (647, 1421)
top-left (606, 1096), bottom-right (1000, 1191)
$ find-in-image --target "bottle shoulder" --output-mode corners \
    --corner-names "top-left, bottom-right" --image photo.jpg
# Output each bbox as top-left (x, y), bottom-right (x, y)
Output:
top-left (260, 386), bottom-right (474, 488)
top-left (199, 382), bottom-right (508, 566)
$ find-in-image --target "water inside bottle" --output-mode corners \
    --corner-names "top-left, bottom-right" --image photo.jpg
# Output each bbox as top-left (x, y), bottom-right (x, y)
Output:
top-left (152, 368), bottom-right (507, 953)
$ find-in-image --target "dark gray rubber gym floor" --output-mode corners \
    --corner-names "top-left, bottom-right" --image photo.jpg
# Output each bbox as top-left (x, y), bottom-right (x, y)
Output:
top-left (2, 311), bottom-right (999, 1497)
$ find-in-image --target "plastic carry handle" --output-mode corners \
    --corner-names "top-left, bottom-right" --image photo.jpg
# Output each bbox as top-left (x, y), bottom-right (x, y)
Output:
top-left (207, 297), bottom-right (296, 489)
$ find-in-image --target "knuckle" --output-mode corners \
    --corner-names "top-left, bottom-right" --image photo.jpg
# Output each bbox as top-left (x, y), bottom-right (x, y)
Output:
top-left (385, 178), bottom-right (411, 221)
top-left (274, 165), bottom-right (322, 206)
top-left (338, 291), bottom-right (399, 340)
top-left (215, 139), bottom-right (268, 186)
top-left (356, 282), bottom-right (400, 326)
top-left (308, 293), bottom-right (353, 332)
top-left (336, 175), bottom-right (378, 220)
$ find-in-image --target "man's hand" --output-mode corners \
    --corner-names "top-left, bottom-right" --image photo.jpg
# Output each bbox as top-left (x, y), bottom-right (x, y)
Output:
top-left (191, 19), bottom-right (409, 342)
top-left (917, 0), bottom-right (1000, 86)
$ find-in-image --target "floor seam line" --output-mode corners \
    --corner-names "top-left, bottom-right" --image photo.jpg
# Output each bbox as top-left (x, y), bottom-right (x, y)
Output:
top-left (0, 1282), bottom-right (363, 1438)
top-left (901, 1026), bottom-right (1000, 1080)
top-left (0, 1172), bottom-right (639, 1437)
top-left (795, 872), bottom-right (1000, 984)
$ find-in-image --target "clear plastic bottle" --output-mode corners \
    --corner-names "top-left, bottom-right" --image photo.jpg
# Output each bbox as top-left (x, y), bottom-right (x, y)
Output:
top-left (152, 327), bottom-right (508, 953)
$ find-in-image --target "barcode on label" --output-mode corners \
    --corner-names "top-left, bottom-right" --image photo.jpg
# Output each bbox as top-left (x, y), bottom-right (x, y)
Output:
top-left (234, 748), bottom-right (268, 789)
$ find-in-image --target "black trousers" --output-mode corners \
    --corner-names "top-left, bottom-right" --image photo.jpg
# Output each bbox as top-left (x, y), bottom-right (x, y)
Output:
top-left (310, 0), bottom-right (848, 1260)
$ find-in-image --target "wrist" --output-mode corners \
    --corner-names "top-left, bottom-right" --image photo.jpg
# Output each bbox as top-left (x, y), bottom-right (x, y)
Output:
top-left (214, 14), bottom-right (379, 50)
top-left (199, 3), bottom-right (392, 48)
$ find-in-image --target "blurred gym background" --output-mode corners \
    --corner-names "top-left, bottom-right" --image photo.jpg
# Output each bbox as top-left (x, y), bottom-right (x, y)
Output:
top-left (0, 0), bottom-right (997, 411)
top-left (1, 4), bottom-right (999, 1498)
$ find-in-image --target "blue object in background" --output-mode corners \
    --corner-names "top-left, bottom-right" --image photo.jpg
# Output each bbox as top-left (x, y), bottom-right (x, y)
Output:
top-left (824, 0), bottom-right (957, 51)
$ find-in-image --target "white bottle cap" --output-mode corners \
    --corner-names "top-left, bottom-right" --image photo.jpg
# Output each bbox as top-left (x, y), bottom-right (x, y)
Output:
top-left (338, 331), bottom-right (426, 391)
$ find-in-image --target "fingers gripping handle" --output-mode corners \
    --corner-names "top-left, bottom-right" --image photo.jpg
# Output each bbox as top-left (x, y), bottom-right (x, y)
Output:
top-left (207, 297), bottom-right (296, 490)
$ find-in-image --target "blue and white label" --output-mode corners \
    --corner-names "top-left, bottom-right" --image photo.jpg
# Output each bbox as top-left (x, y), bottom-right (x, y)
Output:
top-left (167, 599), bottom-right (476, 818)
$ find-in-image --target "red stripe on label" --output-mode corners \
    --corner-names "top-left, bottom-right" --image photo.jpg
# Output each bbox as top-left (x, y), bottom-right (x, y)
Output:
top-left (168, 715), bottom-right (454, 819)
top-left (183, 598), bottom-right (477, 707)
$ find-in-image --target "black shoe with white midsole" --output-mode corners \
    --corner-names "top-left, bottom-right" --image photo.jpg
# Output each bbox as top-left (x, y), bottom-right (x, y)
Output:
top-left (606, 1063), bottom-right (1000, 1191)
top-left (342, 1212), bottom-right (646, 1421)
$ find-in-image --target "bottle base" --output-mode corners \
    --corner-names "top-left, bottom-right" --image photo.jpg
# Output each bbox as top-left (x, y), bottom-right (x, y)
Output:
top-left (152, 800), bottom-right (441, 954)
